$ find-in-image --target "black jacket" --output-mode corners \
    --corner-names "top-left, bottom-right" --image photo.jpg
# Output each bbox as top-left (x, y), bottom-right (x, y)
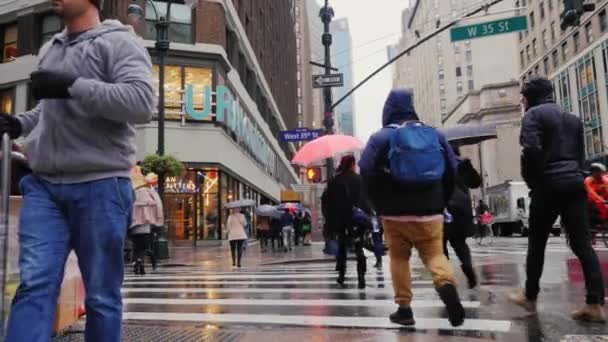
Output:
top-left (322, 170), bottom-right (371, 236)
top-left (447, 158), bottom-right (481, 238)
top-left (520, 98), bottom-right (585, 189)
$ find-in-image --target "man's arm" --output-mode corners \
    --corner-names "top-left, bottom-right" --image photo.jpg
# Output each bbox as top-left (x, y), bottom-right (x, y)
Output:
top-left (520, 111), bottom-right (544, 187)
top-left (16, 104), bottom-right (42, 136)
top-left (69, 33), bottom-right (155, 123)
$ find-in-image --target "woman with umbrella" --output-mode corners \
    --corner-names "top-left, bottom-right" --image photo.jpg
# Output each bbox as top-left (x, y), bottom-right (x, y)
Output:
top-left (323, 155), bottom-right (372, 289)
top-left (226, 207), bottom-right (248, 268)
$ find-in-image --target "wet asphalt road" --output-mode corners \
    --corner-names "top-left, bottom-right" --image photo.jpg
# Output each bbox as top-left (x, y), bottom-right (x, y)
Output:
top-left (55, 237), bottom-right (608, 341)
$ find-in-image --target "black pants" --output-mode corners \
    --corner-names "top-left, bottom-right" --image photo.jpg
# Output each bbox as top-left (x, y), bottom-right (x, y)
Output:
top-left (230, 239), bottom-right (245, 267)
top-left (526, 183), bottom-right (605, 305)
top-left (336, 238), bottom-right (367, 280)
top-left (259, 230), bottom-right (270, 251)
top-left (443, 224), bottom-right (476, 282)
top-left (131, 233), bottom-right (157, 269)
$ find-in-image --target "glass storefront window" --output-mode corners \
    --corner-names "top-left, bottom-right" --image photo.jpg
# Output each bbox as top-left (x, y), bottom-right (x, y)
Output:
top-left (0, 88), bottom-right (14, 114)
top-left (152, 65), bottom-right (213, 120)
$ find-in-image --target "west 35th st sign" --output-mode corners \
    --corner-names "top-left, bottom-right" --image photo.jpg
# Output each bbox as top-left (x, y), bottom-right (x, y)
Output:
top-left (450, 16), bottom-right (528, 42)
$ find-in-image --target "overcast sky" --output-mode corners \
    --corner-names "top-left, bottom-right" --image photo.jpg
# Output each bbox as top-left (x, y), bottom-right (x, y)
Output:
top-left (321, 0), bottom-right (410, 143)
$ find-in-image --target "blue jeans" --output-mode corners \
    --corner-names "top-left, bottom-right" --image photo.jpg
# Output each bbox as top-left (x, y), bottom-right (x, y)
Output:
top-left (6, 175), bottom-right (133, 342)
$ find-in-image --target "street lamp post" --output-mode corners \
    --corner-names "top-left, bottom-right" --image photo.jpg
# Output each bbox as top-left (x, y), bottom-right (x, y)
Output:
top-left (128, 0), bottom-right (172, 201)
top-left (320, 0), bottom-right (334, 181)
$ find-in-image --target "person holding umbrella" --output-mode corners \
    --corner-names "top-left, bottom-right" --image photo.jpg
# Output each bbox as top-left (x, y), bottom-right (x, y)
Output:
top-left (323, 155), bottom-right (372, 289)
top-left (226, 208), bottom-right (248, 268)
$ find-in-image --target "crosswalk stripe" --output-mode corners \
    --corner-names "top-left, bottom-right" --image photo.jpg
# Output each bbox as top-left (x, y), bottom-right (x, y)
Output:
top-left (123, 312), bottom-right (512, 332)
top-left (123, 273), bottom-right (396, 281)
top-left (121, 287), bottom-right (418, 294)
top-left (122, 297), bottom-right (480, 308)
top-left (122, 279), bottom-right (432, 285)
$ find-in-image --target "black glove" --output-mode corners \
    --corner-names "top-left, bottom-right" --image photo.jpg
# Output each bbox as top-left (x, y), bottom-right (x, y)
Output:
top-left (30, 70), bottom-right (78, 100)
top-left (0, 113), bottom-right (22, 139)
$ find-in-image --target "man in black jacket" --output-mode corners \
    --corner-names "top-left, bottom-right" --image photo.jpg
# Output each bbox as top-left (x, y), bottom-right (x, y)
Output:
top-left (510, 76), bottom-right (605, 322)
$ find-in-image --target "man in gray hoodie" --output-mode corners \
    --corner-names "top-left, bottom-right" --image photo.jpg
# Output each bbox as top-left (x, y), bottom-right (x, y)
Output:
top-left (0, 0), bottom-right (155, 340)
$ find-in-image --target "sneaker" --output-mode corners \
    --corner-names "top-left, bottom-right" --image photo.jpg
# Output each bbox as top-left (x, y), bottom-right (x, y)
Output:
top-left (508, 289), bottom-right (537, 312)
top-left (374, 260), bottom-right (382, 269)
top-left (389, 306), bottom-right (415, 326)
top-left (437, 283), bottom-right (465, 327)
top-left (572, 304), bottom-right (607, 323)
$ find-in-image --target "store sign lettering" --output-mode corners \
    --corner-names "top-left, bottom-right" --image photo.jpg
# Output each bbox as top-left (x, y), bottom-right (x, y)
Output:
top-left (185, 85), bottom-right (275, 172)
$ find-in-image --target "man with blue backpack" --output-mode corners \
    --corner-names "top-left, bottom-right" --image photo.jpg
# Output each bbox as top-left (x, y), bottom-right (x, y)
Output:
top-left (359, 89), bottom-right (465, 327)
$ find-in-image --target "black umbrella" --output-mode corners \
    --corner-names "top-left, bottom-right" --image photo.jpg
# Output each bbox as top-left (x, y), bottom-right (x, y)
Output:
top-left (442, 123), bottom-right (498, 146)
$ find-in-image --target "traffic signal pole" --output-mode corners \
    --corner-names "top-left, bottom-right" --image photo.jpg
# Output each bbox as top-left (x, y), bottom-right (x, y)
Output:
top-left (320, 0), bottom-right (335, 181)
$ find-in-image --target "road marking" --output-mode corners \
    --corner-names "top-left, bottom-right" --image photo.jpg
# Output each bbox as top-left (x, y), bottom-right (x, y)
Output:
top-left (123, 312), bottom-right (511, 332)
top-left (121, 287), bottom-right (439, 295)
top-left (123, 297), bottom-right (480, 308)
top-left (124, 273), bottom-right (396, 281)
top-left (123, 279), bottom-right (432, 285)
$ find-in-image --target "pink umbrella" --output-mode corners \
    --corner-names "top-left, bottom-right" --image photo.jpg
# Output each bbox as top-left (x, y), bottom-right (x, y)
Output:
top-left (292, 134), bottom-right (364, 167)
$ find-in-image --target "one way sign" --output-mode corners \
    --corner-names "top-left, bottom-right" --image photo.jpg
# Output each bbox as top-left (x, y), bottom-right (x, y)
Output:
top-left (312, 73), bottom-right (344, 88)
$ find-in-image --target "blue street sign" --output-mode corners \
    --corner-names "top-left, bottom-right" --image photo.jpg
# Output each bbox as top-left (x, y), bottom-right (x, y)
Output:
top-left (280, 128), bottom-right (323, 142)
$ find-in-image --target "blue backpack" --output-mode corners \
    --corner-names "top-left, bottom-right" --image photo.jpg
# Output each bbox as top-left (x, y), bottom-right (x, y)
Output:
top-left (387, 122), bottom-right (445, 184)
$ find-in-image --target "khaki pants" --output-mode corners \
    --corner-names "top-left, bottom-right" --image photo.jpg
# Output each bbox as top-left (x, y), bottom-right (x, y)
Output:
top-left (382, 218), bottom-right (456, 306)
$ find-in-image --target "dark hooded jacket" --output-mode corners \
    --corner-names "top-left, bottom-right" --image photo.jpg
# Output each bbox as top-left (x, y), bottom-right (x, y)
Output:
top-left (520, 78), bottom-right (585, 190)
top-left (322, 169), bottom-right (371, 239)
top-left (359, 90), bottom-right (457, 216)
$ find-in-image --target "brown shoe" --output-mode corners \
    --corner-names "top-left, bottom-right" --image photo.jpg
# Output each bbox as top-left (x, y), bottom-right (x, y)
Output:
top-left (508, 289), bottom-right (536, 312)
top-left (572, 304), bottom-right (607, 323)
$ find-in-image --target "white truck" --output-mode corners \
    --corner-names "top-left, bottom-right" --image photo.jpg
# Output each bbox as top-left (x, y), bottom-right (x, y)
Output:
top-left (486, 181), bottom-right (561, 237)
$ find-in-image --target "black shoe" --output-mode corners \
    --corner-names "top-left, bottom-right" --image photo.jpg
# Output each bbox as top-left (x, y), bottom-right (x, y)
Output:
top-left (389, 307), bottom-right (415, 326)
top-left (337, 273), bottom-right (346, 288)
top-left (374, 260), bottom-right (382, 269)
top-left (437, 283), bottom-right (465, 327)
top-left (461, 265), bottom-right (478, 289)
top-left (358, 279), bottom-right (366, 289)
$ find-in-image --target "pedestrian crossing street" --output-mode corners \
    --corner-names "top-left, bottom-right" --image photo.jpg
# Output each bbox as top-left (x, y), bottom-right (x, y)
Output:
top-left (121, 258), bottom-right (513, 335)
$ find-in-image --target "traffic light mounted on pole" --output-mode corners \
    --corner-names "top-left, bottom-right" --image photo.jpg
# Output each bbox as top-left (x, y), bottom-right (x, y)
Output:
top-left (561, 0), bottom-right (596, 30)
top-left (306, 167), bottom-right (322, 184)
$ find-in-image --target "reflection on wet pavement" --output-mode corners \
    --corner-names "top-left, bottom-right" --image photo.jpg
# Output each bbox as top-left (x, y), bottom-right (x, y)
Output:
top-left (54, 238), bottom-right (608, 341)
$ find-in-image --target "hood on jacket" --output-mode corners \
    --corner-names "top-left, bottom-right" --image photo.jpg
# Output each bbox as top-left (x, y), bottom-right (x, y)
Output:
top-left (382, 89), bottom-right (419, 127)
top-left (50, 20), bottom-right (135, 46)
top-left (521, 76), bottom-right (554, 108)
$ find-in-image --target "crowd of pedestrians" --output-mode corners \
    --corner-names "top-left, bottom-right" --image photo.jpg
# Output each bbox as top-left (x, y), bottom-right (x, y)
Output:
top-left (0, 0), bottom-right (604, 335)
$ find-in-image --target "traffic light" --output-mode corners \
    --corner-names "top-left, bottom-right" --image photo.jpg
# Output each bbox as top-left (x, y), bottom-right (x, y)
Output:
top-left (306, 167), bottom-right (322, 183)
top-left (561, 0), bottom-right (596, 30)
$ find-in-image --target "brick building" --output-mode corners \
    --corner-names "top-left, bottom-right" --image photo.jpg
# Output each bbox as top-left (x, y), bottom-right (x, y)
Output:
top-left (0, 0), bottom-right (299, 246)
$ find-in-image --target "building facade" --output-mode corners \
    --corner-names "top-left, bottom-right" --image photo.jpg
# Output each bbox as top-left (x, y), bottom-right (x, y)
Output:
top-left (395, 0), bottom-right (520, 127)
top-left (443, 81), bottom-right (523, 199)
top-left (330, 18), bottom-right (355, 136)
top-left (519, 0), bottom-right (608, 163)
top-left (0, 0), bottom-right (300, 246)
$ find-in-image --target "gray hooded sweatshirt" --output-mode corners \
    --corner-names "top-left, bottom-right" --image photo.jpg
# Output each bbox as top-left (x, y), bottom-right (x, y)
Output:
top-left (17, 20), bottom-right (155, 184)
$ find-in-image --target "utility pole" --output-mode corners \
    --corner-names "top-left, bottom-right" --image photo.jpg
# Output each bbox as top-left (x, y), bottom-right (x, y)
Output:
top-left (320, 0), bottom-right (335, 181)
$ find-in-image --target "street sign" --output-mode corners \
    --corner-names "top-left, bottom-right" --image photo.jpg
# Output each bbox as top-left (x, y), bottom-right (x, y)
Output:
top-left (280, 128), bottom-right (323, 142)
top-left (312, 73), bottom-right (344, 88)
top-left (450, 16), bottom-right (527, 42)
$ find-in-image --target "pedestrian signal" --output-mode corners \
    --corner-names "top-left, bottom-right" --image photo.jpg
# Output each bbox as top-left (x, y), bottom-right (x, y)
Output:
top-left (306, 167), bottom-right (322, 183)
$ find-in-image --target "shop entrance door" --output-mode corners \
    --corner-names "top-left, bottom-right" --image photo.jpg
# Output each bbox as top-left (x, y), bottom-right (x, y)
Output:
top-left (164, 194), bottom-right (195, 246)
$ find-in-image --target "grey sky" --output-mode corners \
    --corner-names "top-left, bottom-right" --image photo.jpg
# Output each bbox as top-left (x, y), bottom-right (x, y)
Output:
top-left (321, 0), bottom-right (410, 142)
